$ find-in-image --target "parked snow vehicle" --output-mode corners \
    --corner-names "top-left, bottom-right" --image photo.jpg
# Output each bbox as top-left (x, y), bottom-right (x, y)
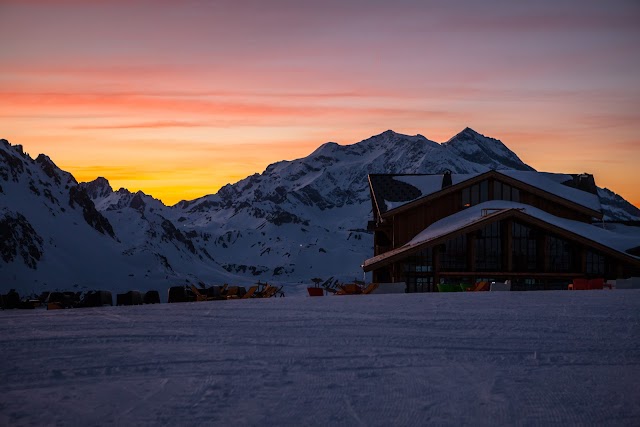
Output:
top-left (168, 286), bottom-right (197, 303)
top-left (143, 290), bottom-right (161, 304)
top-left (1, 289), bottom-right (21, 309)
top-left (116, 291), bottom-right (143, 306)
top-left (80, 290), bottom-right (113, 307)
top-left (19, 296), bottom-right (42, 309)
top-left (168, 286), bottom-right (186, 303)
top-left (46, 291), bottom-right (80, 310)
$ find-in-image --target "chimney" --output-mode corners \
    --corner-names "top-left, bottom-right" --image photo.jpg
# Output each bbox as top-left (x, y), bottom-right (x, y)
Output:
top-left (441, 170), bottom-right (452, 189)
top-left (575, 173), bottom-right (597, 195)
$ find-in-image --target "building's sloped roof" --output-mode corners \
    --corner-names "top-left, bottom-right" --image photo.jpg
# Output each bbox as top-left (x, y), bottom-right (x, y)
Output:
top-left (498, 171), bottom-right (600, 212)
top-left (369, 171), bottom-right (601, 216)
top-left (363, 200), bottom-right (639, 271)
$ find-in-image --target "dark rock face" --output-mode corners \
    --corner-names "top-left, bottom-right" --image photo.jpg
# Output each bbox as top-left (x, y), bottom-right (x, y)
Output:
top-left (68, 186), bottom-right (116, 238)
top-left (35, 154), bottom-right (63, 185)
top-left (222, 263), bottom-right (269, 276)
top-left (0, 211), bottom-right (44, 269)
top-left (186, 199), bottom-right (220, 213)
top-left (0, 142), bottom-right (26, 182)
top-left (129, 193), bottom-right (146, 212)
top-left (80, 177), bottom-right (113, 199)
top-left (267, 209), bottom-right (309, 226)
top-left (159, 219), bottom-right (196, 254)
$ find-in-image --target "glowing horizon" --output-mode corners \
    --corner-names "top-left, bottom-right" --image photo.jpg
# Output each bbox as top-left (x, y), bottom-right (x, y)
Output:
top-left (1, 0), bottom-right (639, 206)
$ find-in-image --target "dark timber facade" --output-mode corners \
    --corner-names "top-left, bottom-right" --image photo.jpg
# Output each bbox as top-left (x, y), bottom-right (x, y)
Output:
top-left (364, 170), bottom-right (640, 291)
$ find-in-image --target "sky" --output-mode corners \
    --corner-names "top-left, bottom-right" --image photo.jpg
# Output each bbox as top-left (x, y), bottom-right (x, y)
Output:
top-left (1, 0), bottom-right (639, 206)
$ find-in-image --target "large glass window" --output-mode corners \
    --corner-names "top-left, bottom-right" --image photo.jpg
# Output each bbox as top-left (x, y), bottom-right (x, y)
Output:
top-left (494, 181), bottom-right (521, 202)
top-left (476, 222), bottom-right (502, 271)
top-left (586, 250), bottom-right (606, 276)
top-left (512, 222), bottom-right (537, 271)
top-left (461, 180), bottom-right (489, 208)
top-left (441, 235), bottom-right (467, 271)
top-left (402, 248), bottom-right (433, 274)
top-left (548, 236), bottom-right (574, 272)
top-left (402, 248), bottom-right (435, 292)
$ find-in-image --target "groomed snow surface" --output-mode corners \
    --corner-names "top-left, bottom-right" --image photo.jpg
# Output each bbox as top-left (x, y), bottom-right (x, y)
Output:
top-left (1, 291), bottom-right (639, 426)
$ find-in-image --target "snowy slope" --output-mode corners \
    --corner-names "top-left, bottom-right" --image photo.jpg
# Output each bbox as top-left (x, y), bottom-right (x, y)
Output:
top-left (1, 129), bottom-right (638, 295)
top-left (1, 291), bottom-right (639, 426)
top-left (598, 187), bottom-right (640, 221)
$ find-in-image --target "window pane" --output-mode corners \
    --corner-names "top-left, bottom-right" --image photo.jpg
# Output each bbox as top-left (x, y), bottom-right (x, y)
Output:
top-left (476, 222), bottom-right (502, 271)
top-left (471, 184), bottom-right (479, 205)
top-left (493, 181), bottom-right (501, 200)
top-left (480, 180), bottom-right (489, 202)
top-left (462, 187), bottom-right (470, 207)
top-left (504, 183), bottom-right (511, 201)
top-left (512, 187), bottom-right (520, 203)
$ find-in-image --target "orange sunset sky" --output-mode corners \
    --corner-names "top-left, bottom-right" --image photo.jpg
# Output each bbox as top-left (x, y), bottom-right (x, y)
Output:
top-left (1, 0), bottom-right (639, 206)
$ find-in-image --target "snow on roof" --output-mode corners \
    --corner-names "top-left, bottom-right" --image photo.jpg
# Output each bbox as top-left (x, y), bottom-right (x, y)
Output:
top-left (364, 200), bottom-right (638, 269)
top-left (496, 171), bottom-right (601, 212)
top-left (370, 170), bottom-right (601, 216)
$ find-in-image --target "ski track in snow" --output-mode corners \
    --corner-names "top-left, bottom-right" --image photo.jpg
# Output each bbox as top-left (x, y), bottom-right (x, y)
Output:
top-left (1, 291), bottom-right (639, 426)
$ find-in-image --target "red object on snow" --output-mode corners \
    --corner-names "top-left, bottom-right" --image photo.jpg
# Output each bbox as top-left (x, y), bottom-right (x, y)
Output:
top-left (307, 287), bottom-right (324, 297)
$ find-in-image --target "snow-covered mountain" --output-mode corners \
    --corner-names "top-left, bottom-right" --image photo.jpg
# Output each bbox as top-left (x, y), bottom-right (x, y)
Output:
top-left (0, 139), bottom-right (233, 295)
top-left (1, 129), bottom-right (638, 295)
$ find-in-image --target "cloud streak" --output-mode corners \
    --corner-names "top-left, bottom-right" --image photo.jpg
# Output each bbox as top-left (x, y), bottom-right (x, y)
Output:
top-left (72, 120), bottom-right (208, 130)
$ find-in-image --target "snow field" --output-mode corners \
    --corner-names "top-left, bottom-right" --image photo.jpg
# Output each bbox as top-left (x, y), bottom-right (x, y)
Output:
top-left (1, 290), bottom-right (639, 426)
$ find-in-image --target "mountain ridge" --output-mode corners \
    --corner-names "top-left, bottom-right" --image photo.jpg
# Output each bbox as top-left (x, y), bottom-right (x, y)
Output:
top-left (1, 129), bottom-right (639, 295)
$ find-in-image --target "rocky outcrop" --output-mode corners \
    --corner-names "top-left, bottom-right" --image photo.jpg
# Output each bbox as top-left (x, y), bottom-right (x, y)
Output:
top-left (0, 210), bottom-right (43, 269)
top-left (69, 186), bottom-right (116, 238)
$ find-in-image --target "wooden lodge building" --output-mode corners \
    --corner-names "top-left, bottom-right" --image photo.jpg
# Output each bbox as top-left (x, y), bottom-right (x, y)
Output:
top-left (363, 170), bottom-right (640, 292)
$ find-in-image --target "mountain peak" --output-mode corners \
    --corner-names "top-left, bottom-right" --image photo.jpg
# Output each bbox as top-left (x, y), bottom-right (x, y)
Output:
top-left (367, 130), bottom-right (432, 145)
top-left (449, 127), bottom-right (483, 142)
top-left (443, 127), bottom-right (535, 172)
top-left (80, 177), bottom-right (113, 200)
top-left (35, 153), bottom-right (77, 185)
